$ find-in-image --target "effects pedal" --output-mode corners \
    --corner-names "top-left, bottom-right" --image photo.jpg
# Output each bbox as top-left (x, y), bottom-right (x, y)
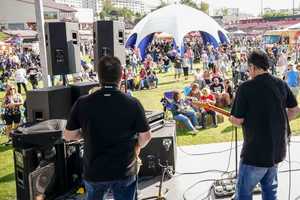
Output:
top-left (212, 172), bottom-right (261, 199)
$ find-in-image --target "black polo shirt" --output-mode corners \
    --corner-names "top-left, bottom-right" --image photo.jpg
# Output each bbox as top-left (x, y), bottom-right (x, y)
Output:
top-left (66, 85), bottom-right (150, 182)
top-left (231, 73), bottom-right (298, 167)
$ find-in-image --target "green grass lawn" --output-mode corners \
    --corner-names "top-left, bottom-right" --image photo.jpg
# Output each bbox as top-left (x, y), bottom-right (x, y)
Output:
top-left (0, 68), bottom-right (299, 199)
top-left (0, 32), bottom-right (9, 41)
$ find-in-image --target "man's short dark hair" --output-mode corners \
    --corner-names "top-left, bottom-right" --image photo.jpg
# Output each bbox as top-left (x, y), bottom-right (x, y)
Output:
top-left (97, 56), bottom-right (122, 85)
top-left (247, 50), bottom-right (269, 71)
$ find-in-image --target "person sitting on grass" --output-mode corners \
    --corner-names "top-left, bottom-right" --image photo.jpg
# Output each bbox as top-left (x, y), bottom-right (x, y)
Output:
top-left (210, 77), bottom-right (230, 107)
top-left (199, 88), bottom-right (218, 129)
top-left (187, 83), bottom-right (202, 111)
top-left (171, 90), bottom-right (201, 134)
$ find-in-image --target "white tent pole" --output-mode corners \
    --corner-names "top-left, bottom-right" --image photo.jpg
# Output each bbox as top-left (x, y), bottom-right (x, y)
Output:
top-left (34, 0), bottom-right (49, 88)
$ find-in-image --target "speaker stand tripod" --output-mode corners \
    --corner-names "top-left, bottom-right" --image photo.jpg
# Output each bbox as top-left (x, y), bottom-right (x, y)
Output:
top-left (140, 165), bottom-right (170, 200)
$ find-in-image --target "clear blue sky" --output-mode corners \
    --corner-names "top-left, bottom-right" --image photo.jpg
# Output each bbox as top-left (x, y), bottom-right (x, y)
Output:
top-left (143, 0), bottom-right (300, 16)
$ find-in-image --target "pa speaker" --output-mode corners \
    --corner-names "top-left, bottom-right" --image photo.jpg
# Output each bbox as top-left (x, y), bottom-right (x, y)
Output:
top-left (70, 82), bottom-right (99, 104)
top-left (93, 20), bottom-right (126, 70)
top-left (13, 144), bottom-right (67, 200)
top-left (26, 86), bottom-right (72, 123)
top-left (45, 22), bottom-right (81, 75)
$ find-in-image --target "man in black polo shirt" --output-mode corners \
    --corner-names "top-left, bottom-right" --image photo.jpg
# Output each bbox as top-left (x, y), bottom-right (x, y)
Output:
top-left (229, 50), bottom-right (300, 200)
top-left (64, 56), bottom-right (151, 200)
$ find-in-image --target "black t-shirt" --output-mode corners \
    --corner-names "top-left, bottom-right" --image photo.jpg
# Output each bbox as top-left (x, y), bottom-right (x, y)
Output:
top-left (66, 86), bottom-right (150, 182)
top-left (210, 83), bottom-right (224, 93)
top-left (231, 73), bottom-right (298, 167)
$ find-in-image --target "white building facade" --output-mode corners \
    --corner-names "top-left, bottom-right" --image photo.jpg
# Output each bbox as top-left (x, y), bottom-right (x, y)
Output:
top-left (82, 0), bottom-right (102, 15)
top-left (0, 0), bottom-right (77, 30)
top-left (54, 0), bottom-right (83, 8)
top-left (111, 0), bottom-right (145, 14)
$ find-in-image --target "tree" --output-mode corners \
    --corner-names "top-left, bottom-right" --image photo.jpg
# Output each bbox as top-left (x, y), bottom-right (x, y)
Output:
top-left (180, 0), bottom-right (199, 10)
top-left (263, 10), bottom-right (290, 18)
top-left (200, 1), bottom-right (209, 15)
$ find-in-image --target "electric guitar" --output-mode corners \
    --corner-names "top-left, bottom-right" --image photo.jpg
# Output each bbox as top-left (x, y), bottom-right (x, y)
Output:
top-left (187, 97), bottom-right (231, 117)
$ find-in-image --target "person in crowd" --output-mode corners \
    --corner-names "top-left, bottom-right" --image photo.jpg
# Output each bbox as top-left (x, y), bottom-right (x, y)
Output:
top-left (201, 50), bottom-right (209, 70)
top-left (224, 79), bottom-right (234, 106)
top-left (174, 55), bottom-right (182, 82)
top-left (171, 90), bottom-right (201, 134)
top-left (210, 77), bottom-right (230, 107)
top-left (193, 68), bottom-right (206, 90)
top-left (2, 85), bottom-right (23, 143)
top-left (203, 70), bottom-right (212, 86)
top-left (199, 88), bottom-right (218, 128)
top-left (277, 51), bottom-right (288, 77)
top-left (148, 70), bottom-right (158, 89)
top-left (183, 53), bottom-right (190, 80)
top-left (120, 83), bottom-right (133, 97)
top-left (126, 68), bottom-right (135, 91)
top-left (229, 50), bottom-right (300, 200)
top-left (162, 54), bottom-right (170, 73)
top-left (139, 67), bottom-right (149, 90)
top-left (239, 57), bottom-right (248, 81)
top-left (131, 53), bottom-right (138, 73)
top-left (27, 64), bottom-right (39, 89)
top-left (284, 64), bottom-right (300, 97)
top-left (15, 64), bottom-right (27, 94)
top-left (64, 56), bottom-right (151, 200)
top-left (186, 46), bottom-right (194, 71)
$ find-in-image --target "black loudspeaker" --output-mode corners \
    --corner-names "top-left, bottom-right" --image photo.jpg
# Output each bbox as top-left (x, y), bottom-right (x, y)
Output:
top-left (26, 86), bottom-right (72, 123)
top-left (12, 121), bottom-right (83, 200)
top-left (13, 143), bottom-right (67, 200)
top-left (139, 120), bottom-right (177, 177)
top-left (45, 22), bottom-right (81, 75)
top-left (70, 82), bottom-right (99, 104)
top-left (93, 20), bottom-right (126, 69)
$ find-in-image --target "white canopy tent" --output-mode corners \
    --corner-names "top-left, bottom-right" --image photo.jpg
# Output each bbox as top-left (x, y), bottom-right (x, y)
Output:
top-left (126, 4), bottom-right (229, 58)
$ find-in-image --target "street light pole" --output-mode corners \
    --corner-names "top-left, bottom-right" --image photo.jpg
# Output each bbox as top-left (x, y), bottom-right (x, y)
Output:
top-left (293, 0), bottom-right (295, 16)
top-left (34, 0), bottom-right (49, 88)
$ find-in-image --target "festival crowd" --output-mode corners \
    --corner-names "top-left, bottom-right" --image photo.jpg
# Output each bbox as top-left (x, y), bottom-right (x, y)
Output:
top-left (0, 34), bottom-right (300, 138)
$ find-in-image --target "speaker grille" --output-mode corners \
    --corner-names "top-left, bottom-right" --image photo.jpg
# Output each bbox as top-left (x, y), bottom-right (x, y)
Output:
top-left (29, 163), bottom-right (55, 200)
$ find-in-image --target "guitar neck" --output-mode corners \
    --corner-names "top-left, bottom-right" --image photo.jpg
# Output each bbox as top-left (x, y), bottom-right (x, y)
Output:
top-left (192, 100), bottom-right (231, 117)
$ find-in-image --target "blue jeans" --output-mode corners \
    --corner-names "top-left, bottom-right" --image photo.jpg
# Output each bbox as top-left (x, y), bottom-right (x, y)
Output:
top-left (235, 162), bottom-right (278, 200)
top-left (174, 111), bottom-right (199, 130)
top-left (84, 176), bottom-right (137, 200)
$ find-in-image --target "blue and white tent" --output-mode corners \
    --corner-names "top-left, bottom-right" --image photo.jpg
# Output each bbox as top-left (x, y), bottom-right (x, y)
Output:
top-left (126, 4), bottom-right (229, 60)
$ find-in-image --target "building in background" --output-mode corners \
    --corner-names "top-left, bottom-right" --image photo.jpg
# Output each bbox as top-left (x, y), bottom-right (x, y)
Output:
top-left (111, 0), bottom-right (145, 14)
top-left (55, 0), bottom-right (83, 8)
top-left (0, 0), bottom-right (77, 30)
top-left (82, 0), bottom-right (102, 16)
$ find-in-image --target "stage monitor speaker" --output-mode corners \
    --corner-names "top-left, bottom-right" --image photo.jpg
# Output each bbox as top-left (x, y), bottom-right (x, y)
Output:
top-left (70, 82), bottom-right (99, 105)
top-left (45, 22), bottom-right (81, 75)
top-left (14, 144), bottom-right (67, 200)
top-left (26, 86), bottom-right (72, 123)
top-left (139, 120), bottom-right (177, 177)
top-left (93, 20), bottom-right (126, 70)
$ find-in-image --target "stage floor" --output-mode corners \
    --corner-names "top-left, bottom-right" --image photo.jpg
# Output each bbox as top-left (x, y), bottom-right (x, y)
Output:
top-left (139, 136), bottom-right (300, 200)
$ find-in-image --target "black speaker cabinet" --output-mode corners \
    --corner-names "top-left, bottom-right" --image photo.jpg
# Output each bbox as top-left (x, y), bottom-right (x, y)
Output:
top-left (45, 22), bottom-right (81, 75)
top-left (14, 143), bottom-right (67, 200)
top-left (139, 120), bottom-right (177, 177)
top-left (26, 86), bottom-right (72, 123)
top-left (93, 20), bottom-right (126, 70)
top-left (70, 82), bottom-right (99, 105)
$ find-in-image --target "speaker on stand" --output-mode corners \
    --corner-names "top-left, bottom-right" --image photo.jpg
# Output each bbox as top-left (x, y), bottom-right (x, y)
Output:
top-left (93, 20), bottom-right (126, 70)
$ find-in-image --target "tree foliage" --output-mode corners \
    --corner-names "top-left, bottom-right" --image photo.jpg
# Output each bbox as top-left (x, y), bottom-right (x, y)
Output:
top-left (179, 0), bottom-right (209, 14)
top-left (263, 10), bottom-right (290, 18)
